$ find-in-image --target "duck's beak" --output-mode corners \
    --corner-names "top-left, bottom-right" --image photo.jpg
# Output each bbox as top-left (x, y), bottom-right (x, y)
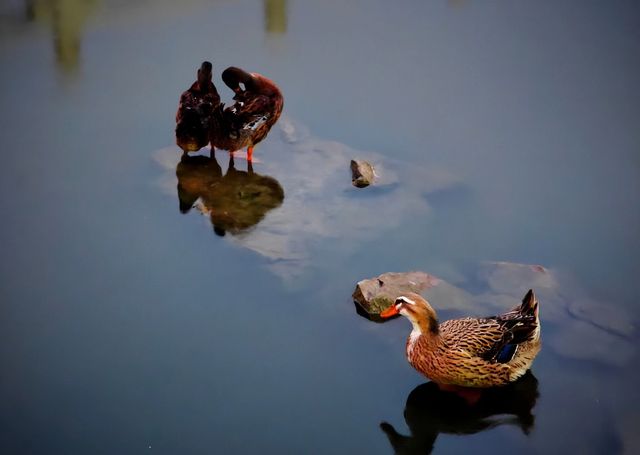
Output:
top-left (380, 305), bottom-right (399, 318)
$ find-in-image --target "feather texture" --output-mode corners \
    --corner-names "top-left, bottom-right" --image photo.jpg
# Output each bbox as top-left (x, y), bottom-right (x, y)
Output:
top-left (210, 69), bottom-right (283, 154)
top-left (391, 290), bottom-right (541, 388)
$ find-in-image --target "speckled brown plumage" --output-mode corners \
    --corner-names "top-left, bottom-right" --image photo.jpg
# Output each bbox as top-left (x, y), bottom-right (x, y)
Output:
top-left (383, 290), bottom-right (541, 388)
top-left (210, 67), bottom-right (283, 157)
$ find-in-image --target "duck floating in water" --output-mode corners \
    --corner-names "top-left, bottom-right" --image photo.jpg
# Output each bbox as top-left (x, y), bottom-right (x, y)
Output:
top-left (175, 61), bottom-right (221, 153)
top-left (210, 66), bottom-right (284, 161)
top-left (380, 290), bottom-right (541, 388)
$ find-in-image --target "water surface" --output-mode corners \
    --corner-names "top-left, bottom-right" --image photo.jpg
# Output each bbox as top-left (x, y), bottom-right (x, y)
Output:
top-left (1, 1), bottom-right (639, 453)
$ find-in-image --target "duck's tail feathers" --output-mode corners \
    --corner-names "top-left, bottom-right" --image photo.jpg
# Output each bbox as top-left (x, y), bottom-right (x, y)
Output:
top-left (519, 289), bottom-right (539, 319)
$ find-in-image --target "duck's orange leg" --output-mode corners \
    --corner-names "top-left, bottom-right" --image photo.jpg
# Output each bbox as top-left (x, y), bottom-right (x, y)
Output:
top-left (247, 146), bottom-right (254, 162)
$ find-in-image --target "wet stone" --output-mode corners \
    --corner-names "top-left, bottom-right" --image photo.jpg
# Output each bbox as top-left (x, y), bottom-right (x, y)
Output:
top-left (350, 159), bottom-right (376, 188)
top-left (353, 271), bottom-right (440, 321)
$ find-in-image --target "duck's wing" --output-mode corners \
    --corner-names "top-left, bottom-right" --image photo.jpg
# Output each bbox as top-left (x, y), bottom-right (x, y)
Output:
top-left (443, 289), bottom-right (540, 364)
top-left (441, 312), bottom-right (538, 364)
top-left (226, 94), bottom-right (274, 130)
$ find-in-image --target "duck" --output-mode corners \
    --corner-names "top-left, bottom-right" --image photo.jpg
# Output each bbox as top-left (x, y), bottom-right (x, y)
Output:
top-left (210, 66), bottom-right (284, 161)
top-left (175, 61), bottom-right (221, 154)
top-left (380, 290), bottom-right (541, 388)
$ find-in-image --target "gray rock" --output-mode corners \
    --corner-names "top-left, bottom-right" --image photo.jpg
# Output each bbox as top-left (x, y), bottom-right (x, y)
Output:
top-left (350, 159), bottom-right (376, 188)
top-left (353, 271), bottom-right (440, 320)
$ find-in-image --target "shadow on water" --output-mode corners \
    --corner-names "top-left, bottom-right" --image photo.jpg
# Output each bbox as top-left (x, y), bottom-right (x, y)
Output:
top-left (176, 153), bottom-right (284, 236)
top-left (381, 372), bottom-right (539, 454)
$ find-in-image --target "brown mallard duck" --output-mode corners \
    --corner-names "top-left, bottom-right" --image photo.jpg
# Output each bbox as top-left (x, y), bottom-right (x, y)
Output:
top-left (380, 290), bottom-right (541, 388)
top-left (175, 61), bottom-right (221, 153)
top-left (210, 67), bottom-right (284, 161)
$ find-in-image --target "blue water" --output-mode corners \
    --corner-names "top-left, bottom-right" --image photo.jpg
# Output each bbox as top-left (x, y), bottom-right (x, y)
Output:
top-left (1, 1), bottom-right (639, 453)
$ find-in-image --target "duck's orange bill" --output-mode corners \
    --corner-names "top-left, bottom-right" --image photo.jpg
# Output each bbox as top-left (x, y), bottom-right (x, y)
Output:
top-left (380, 305), bottom-right (399, 318)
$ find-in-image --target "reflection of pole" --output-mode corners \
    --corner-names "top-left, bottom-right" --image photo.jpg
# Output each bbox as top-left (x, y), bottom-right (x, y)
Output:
top-left (264, 0), bottom-right (287, 34)
top-left (25, 0), bottom-right (36, 21)
top-left (29, 0), bottom-right (97, 74)
top-left (52, 1), bottom-right (81, 73)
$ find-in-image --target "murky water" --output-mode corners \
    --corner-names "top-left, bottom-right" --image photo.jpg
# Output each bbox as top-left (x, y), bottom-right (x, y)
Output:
top-left (1, 1), bottom-right (639, 453)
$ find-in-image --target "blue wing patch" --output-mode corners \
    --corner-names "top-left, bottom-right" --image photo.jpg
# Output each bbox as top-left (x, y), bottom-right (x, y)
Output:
top-left (496, 344), bottom-right (518, 363)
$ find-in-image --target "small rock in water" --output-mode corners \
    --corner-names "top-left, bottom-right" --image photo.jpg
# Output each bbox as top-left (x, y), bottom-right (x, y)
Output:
top-left (353, 271), bottom-right (440, 320)
top-left (350, 159), bottom-right (376, 188)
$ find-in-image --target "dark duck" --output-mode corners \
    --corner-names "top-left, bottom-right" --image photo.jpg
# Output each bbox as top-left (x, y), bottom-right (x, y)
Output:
top-left (210, 67), bottom-right (284, 161)
top-left (175, 61), bottom-right (221, 154)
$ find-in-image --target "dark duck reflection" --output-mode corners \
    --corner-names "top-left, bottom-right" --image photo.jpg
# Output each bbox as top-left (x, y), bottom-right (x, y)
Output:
top-left (380, 372), bottom-right (539, 454)
top-left (176, 153), bottom-right (284, 236)
top-left (210, 67), bottom-right (284, 161)
top-left (175, 61), bottom-right (221, 154)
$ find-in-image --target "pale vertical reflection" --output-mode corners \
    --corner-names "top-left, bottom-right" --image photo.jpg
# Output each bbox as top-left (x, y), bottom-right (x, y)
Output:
top-left (29, 0), bottom-right (98, 74)
top-left (264, 0), bottom-right (287, 34)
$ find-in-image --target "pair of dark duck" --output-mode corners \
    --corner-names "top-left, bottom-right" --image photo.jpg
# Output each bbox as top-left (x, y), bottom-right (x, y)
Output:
top-left (175, 62), bottom-right (284, 161)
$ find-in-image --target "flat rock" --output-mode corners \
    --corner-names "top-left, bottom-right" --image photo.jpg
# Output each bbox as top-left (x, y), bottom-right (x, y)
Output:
top-left (353, 271), bottom-right (440, 320)
top-left (350, 159), bottom-right (376, 188)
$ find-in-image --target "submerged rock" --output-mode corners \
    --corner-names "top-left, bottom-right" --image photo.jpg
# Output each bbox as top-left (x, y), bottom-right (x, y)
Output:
top-left (353, 271), bottom-right (440, 320)
top-left (460, 261), bottom-right (637, 366)
top-left (155, 117), bottom-right (462, 282)
top-left (350, 159), bottom-right (376, 188)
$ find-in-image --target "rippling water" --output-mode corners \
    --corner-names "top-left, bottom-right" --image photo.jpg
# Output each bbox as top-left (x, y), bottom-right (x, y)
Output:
top-left (1, 1), bottom-right (639, 453)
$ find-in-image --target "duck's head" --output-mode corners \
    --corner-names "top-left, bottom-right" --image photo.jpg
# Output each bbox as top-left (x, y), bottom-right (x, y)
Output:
top-left (222, 66), bottom-right (254, 93)
top-left (198, 61), bottom-right (213, 87)
top-left (380, 292), bottom-right (439, 334)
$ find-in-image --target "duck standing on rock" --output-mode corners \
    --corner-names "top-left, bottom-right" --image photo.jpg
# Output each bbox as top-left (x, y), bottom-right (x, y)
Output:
top-left (380, 290), bottom-right (541, 389)
top-left (175, 61), bottom-right (221, 154)
top-left (210, 66), bottom-right (284, 161)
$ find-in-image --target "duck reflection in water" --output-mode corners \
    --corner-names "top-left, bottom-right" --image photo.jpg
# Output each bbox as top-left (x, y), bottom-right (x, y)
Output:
top-left (380, 372), bottom-right (539, 454)
top-left (176, 152), bottom-right (284, 236)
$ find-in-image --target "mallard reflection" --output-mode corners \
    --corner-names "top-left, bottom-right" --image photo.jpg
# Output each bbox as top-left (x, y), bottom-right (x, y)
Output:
top-left (380, 372), bottom-right (539, 454)
top-left (176, 153), bottom-right (284, 236)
